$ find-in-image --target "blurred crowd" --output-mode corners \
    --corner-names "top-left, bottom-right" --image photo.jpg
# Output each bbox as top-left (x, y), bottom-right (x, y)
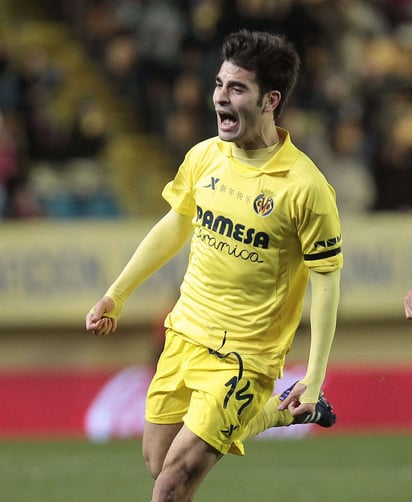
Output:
top-left (1, 0), bottom-right (412, 218)
top-left (0, 35), bottom-right (119, 219)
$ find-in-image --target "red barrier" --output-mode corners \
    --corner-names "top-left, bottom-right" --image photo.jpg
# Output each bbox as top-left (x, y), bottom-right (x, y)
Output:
top-left (0, 370), bottom-right (113, 437)
top-left (324, 365), bottom-right (412, 433)
top-left (0, 366), bottom-right (411, 438)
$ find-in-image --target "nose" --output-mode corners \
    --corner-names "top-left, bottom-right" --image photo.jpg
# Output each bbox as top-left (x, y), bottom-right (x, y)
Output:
top-left (213, 85), bottom-right (229, 105)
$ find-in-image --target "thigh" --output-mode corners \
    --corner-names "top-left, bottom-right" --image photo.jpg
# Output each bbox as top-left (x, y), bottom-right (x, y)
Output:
top-left (143, 421), bottom-right (184, 478)
top-left (152, 424), bottom-right (222, 501)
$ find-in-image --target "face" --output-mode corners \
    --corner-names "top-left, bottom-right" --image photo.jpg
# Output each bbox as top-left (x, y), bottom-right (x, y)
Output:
top-left (213, 60), bottom-right (279, 149)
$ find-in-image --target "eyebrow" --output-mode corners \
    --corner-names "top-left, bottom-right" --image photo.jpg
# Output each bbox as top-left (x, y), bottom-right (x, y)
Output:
top-left (215, 75), bottom-right (249, 90)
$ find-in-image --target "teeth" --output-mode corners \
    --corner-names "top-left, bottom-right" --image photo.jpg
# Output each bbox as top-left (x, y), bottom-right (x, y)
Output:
top-left (220, 113), bottom-right (236, 125)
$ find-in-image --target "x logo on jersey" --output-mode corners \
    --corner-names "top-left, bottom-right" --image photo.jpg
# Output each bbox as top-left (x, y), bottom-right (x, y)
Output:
top-left (203, 177), bottom-right (220, 190)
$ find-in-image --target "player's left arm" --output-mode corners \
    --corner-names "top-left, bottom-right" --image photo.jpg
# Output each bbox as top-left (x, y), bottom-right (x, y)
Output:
top-left (300, 269), bottom-right (340, 402)
top-left (279, 177), bottom-right (342, 414)
top-left (277, 269), bottom-right (340, 416)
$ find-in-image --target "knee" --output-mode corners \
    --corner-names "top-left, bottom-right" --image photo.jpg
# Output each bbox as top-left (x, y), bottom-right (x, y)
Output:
top-left (153, 470), bottom-right (180, 499)
top-left (152, 464), bottom-right (194, 502)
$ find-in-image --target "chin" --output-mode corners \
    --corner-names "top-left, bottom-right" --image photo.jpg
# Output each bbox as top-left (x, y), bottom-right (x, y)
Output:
top-left (218, 129), bottom-right (239, 143)
top-left (219, 134), bottom-right (233, 143)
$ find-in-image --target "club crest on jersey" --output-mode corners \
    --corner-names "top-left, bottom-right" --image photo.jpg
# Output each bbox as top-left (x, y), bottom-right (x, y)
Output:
top-left (253, 194), bottom-right (274, 216)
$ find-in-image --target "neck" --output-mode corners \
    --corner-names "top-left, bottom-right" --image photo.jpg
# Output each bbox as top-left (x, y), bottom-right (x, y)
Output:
top-left (235, 119), bottom-right (279, 149)
top-left (235, 129), bottom-right (279, 150)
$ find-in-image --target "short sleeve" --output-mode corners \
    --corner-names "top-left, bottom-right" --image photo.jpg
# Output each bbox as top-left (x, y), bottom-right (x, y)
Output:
top-left (296, 183), bottom-right (343, 272)
top-left (162, 154), bottom-right (196, 216)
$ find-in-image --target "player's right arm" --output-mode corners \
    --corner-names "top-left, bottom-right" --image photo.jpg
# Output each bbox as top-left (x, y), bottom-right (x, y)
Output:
top-left (86, 208), bottom-right (193, 335)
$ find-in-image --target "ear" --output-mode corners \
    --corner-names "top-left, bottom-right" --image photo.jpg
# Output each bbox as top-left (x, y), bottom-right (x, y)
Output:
top-left (264, 90), bottom-right (281, 113)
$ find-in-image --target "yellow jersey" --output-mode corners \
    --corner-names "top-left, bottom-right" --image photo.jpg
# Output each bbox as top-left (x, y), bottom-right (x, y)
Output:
top-left (162, 128), bottom-right (343, 378)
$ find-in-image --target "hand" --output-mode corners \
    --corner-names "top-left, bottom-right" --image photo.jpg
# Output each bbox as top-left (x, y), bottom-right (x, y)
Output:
top-left (277, 381), bottom-right (316, 417)
top-left (86, 296), bottom-right (118, 335)
top-left (404, 290), bottom-right (412, 319)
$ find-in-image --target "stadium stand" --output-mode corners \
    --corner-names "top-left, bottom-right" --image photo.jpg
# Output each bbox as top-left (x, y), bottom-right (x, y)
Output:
top-left (2, 0), bottom-right (412, 219)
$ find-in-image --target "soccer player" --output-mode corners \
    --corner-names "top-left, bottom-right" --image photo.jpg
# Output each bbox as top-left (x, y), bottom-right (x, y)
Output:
top-left (86, 30), bottom-right (343, 502)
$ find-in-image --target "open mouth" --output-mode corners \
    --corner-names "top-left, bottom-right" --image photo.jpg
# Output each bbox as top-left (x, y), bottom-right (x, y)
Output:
top-left (217, 111), bottom-right (238, 130)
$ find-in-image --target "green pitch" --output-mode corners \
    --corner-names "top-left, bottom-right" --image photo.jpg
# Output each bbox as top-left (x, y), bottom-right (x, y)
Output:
top-left (1, 435), bottom-right (411, 501)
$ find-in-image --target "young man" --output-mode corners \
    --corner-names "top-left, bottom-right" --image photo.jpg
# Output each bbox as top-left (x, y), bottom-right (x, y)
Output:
top-left (86, 30), bottom-right (343, 501)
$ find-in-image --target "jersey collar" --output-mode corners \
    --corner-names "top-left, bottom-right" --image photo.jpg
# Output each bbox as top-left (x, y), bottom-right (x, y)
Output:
top-left (216, 127), bottom-right (299, 174)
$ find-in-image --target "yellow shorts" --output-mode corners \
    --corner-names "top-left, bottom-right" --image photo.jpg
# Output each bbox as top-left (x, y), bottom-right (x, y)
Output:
top-left (145, 329), bottom-right (274, 455)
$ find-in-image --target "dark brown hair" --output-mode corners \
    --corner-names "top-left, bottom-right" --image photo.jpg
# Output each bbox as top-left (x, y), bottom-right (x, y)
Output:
top-left (221, 29), bottom-right (300, 117)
